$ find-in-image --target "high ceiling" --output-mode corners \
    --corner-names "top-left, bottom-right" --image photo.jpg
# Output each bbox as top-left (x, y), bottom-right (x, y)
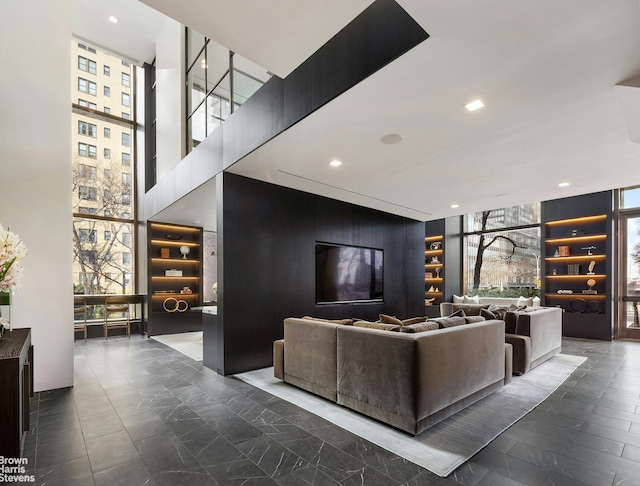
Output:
top-left (75, 0), bottom-right (640, 222)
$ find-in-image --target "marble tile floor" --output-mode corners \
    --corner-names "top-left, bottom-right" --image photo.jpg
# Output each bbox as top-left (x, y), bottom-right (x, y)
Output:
top-left (20, 336), bottom-right (640, 485)
top-left (150, 331), bottom-right (203, 361)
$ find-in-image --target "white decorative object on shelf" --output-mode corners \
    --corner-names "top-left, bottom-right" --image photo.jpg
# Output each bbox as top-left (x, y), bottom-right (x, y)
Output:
top-left (180, 245), bottom-right (190, 259)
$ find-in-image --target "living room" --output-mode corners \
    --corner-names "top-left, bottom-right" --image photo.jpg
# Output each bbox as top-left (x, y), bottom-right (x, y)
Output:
top-left (3, 1), bottom-right (640, 484)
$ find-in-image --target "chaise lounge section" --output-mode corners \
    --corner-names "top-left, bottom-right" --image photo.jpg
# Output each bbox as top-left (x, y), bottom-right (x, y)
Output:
top-left (274, 316), bottom-right (510, 435)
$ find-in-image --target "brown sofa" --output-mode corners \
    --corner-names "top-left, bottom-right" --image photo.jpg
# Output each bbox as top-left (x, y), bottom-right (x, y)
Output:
top-left (439, 303), bottom-right (562, 375)
top-left (273, 317), bottom-right (510, 435)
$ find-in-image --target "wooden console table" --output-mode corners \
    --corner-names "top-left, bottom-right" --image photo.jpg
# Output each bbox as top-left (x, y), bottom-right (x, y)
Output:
top-left (0, 328), bottom-right (33, 457)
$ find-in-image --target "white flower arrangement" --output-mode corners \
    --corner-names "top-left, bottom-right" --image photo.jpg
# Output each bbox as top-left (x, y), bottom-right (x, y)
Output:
top-left (0, 225), bottom-right (27, 293)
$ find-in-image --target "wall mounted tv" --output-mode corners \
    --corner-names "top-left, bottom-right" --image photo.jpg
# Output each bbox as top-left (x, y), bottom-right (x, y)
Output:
top-left (316, 243), bottom-right (383, 304)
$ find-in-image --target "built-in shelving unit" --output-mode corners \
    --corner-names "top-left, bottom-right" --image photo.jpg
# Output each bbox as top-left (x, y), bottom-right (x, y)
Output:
top-left (424, 234), bottom-right (444, 310)
top-left (147, 222), bottom-right (203, 336)
top-left (543, 212), bottom-right (612, 339)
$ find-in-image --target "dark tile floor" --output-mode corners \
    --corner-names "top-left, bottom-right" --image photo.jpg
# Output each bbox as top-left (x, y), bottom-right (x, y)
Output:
top-left (19, 336), bottom-right (640, 485)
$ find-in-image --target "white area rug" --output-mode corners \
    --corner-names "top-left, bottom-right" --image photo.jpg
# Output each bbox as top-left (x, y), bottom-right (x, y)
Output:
top-left (235, 353), bottom-right (586, 477)
top-left (151, 331), bottom-right (203, 361)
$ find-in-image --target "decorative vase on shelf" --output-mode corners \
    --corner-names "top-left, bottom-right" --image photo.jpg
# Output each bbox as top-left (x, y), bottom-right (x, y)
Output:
top-left (0, 291), bottom-right (11, 339)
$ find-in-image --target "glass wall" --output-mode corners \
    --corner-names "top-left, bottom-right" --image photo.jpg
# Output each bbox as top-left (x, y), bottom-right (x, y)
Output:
top-left (185, 28), bottom-right (271, 152)
top-left (71, 41), bottom-right (136, 305)
top-left (464, 203), bottom-right (541, 297)
top-left (620, 186), bottom-right (640, 337)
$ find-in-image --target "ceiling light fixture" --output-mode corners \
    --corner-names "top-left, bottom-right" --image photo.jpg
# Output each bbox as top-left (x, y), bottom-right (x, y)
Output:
top-left (109, 15), bottom-right (118, 23)
top-left (329, 160), bottom-right (342, 168)
top-left (451, 204), bottom-right (460, 209)
top-left (558, 182), bottom-right (570, 187)
top-left (465, 99), bottom-right (485, 112)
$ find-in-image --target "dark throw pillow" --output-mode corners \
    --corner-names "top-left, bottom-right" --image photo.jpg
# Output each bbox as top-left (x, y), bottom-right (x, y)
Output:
top-left (354, 321), bottom-right (401, 332)
top-left (480, 308), bottom-right (497, 320)
top-left (464, 315), bottom-right (486, 324)
top-left (379, 314), bottom-right (403, 326)
top-left (401, 316), bottom-right (428, 326)
top-left (401, 321), bottom-right (439, 333)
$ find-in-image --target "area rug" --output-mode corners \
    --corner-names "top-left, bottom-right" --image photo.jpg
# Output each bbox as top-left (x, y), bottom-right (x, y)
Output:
top-left (234, 353), bottom-right (586, 477)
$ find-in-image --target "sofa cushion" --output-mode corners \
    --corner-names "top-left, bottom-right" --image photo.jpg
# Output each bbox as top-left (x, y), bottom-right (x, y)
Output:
top-left (452, 304), bottom-right (489, 316)
top-left (504, 311), bottom-right (518, 334)
top-left (401, 316), bottom-right (428, 326)
top-left (464, 295), bottom-right (480, 304)
top-left (302, 316), bottom-right (353, 325)
top-left (400, 321), bottom-right (439, 333)
top-left (453, 294), bottom-right (464, 303)
top-left (464, 315), bottom-right (486, 324)
top-left (354, 321), bottom-right (401, 332)
top-left (379, 314), bottom-right (403, 326)
top-left (431, 316), bottom-right (466, 328)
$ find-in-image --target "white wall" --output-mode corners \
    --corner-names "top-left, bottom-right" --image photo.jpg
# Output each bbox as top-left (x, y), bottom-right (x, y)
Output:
top-left (155, 19), bottom-right (184, 181)
top-left (0, 0), bottom-right (74, 391)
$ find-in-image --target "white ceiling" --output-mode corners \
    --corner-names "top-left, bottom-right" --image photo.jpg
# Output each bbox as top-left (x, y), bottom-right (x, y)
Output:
top-left (74, 0), bottom-right (640, 224)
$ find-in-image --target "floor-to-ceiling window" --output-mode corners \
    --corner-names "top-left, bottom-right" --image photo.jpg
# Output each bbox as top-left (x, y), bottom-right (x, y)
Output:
top-left (71, 41), bottom-right (136, 316)
top-left (463, 203), bottom-right (541, 298)
top-left (619, 186), bottom-right (640, 339)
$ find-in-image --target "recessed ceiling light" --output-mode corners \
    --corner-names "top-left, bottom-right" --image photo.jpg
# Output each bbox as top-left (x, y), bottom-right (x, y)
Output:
top-left (109, 16), bottom-right (118, 24)
top-left (558, 182), bottom-right (570, 187)
top-left (380, 133), bottom-right (403, 145)
top-left (465, 99), bottom-right (485, 112)
top-left (329, 160), bottom-right (342, 167)
top-left (451, 204), bottom-right (460, 209)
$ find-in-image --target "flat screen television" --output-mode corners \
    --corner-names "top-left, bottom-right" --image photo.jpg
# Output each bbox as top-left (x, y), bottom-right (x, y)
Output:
top-left (316, 243), bottom-right (383, 304)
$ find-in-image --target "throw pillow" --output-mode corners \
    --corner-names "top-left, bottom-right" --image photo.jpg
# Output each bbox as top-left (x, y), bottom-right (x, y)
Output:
top-left (400, 321), bottom-right (439, 333)
top-left (354, 321), bottom-right (401, 332)
top-left (517, 296), bottom-right (534, 307)
top-left (463, 295), bottom-right (480, 304)
top-left (432, 316), bottom-right (466, 328)
top-left (452, 294), bottom-right (464, 304)
top-left (379, 314), bottom-right (403, 326)
top-left (401, 316), bottom-right (428, 326)
top-left (480, 308), bottom-right (497, 320)
top-left (503, 312), bottom-right (517, 334)
top-left (302, 316), bottom-right (353, 325)
top-left (464, 315), bottom-right (486, 324)
top-left (448, 309), bottom-right (466, 318)
top-left (487, 304), bottom-right (509, 319)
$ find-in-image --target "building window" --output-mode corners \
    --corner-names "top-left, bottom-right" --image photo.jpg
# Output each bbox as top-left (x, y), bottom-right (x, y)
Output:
top-left (122, 233), bottom-right (131, 245)
top-left (122, 173), bottom-right (131, 185)
top-left (122, 252), bottom-right (131, 265)
top-left (88, 47), bottom-right (96, 54)
top-left (78, 121), bottom-right (97, 137)
top-left (104, 127), bottom-right (110, 138)
top-left (104, 231), bottom-right (111, 240)
top-left (78, 185), bottom-right (97, 201)
top-left (104, 148), bottom-right (111, 159)
top-left (78, 207), bottom-right (97, 215)
top-left (121, 93), bottom-right (130, 107)
top-left (81, 250), bottom-right (98, 265)
top-left (78, 77), bottom-right (97, 96)
top-left (122, 193), bottom-right (131, 205)
top-left (78, 43), bottom-right (87, 50)
top-left (78, 229), bottom-right (97, 243)
top-left (122, 153), bottom-right (130, 166)
top-left (104, 169), bottom-right (111, 178)
top-left (121, 112), bottom-right (130, 120)
top-left (104, 86), bottom-right (110, 97)
top-left (104, 65), bottom-right (110, 76)
top-left (78, 99), bottom-right (97, 110)
top-left (78, 142), bottom-right (88, 156)
top-left (122, 72), bottom-right (130, 87)
top-left (121, 133), bottom-right (130, 147)
top-left (78, 164), bottom-right (97, 180)
top-left (78, 56), bottom-right (96, 74)
top-left (88, 145), bottom-right (97, 158)
top-left (104, 107), bottom-right (111, 114)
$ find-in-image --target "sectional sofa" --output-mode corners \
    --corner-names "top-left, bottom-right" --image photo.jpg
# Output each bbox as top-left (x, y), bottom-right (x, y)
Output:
top-left (440, 303), bottom-right (563, 375)
top-left (273, 316), bottom-right (511, 435)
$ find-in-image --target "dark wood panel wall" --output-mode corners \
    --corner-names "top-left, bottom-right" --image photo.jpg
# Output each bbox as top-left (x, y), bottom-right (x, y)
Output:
top-left (215, 173), bottom-right (424, 375)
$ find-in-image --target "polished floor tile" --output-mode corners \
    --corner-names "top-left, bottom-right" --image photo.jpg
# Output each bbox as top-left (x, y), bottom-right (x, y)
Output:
top-left (20, 336), bottom-right (640, 485)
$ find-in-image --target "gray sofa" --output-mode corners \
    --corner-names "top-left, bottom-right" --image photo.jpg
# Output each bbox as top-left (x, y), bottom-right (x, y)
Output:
top-left (439, 303), bottom-right (562, 375)
top-left (273, 317), bottom-right (510, 435)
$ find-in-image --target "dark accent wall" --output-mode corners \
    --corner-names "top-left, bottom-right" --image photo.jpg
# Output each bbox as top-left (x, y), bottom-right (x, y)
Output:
top-left (444, 216), bottom-right (464, 300)
top-left (213, 173), bottom-right (424, 375)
